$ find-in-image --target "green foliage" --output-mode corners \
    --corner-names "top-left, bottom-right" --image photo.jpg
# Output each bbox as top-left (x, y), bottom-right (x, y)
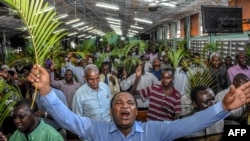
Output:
top-left (0, 79), bottom-right (23, 125)
top-left (2, 0), bottom-right (67, 66)
top-left (167, 40), bottom-right (190, 69)
top-left (102, 31), bottom-right (119, 46)
top-left (201, 43), bottom-right (218, 59)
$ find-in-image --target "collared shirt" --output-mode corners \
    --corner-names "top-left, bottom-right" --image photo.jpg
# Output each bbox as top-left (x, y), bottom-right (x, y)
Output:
top-left (151, 69), bottom-right (162, 81)
top-left (50, 71), bottom-right (81, 109)
top-left (40, 89), bottom-right (229, 141)
top-left (100, 73), bottom-right (120, 96)
top-left (139, 85), bottom-right (181, 121)
top-left (228, 64), bottom-right (250, 83)
top-left (36, 88), bottom-right (68, 129)
top-left (9, 119), bottom-right (64, 141)
top-left (120, 72), bottom-right (160, 108)
top-left (72, 82), bottom-right (112, 122)
top-left (65, 62), bottom-right (85, 85)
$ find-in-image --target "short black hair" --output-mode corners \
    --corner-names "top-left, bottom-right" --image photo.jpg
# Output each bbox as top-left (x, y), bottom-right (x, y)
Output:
top-left (110, 92), bottom-right (137, 108)
top-left (14, 99), bottom-right (38, 114)
top-left (162, 68), bottom-right (175, 77)
top-left (190, 85), bottom-right (209, 102)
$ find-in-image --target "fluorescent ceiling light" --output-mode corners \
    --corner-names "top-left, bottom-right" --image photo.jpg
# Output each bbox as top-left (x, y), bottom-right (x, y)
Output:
top-left (96, 2), bottom-right (119, 10)
top-left (37, 6), bottom-right (54, 14)
top-left (78, 34), bottom-right (86, 38)
top-left (85, 35), bottom-right (92, 38)
top-left (68, 32), bottom-right (78, 36)
top-left (134, 18), bottom-right (153, 24)
top-left (131, 25), bottom-right (144, 30)
top-left (161, 2), bottom-right (176, 7)
top-left (108, 21), bottom-right (121, 25)
top-left (72, 22), bottom-right (85, 28)
top-left (130, 30), bottom-right (139, 33)
top-left (65, 18), bottom-right (80, 25)
top-left (106, 17), bottom-right (120, 22)
top-left (85, 27), bottom-right (94, 31)
top-left (53, 13), bottom-right (68, 20)
top-left (78, 26), bottom-right (89, 31)
top-left (53, 28), bottom-right (66, 34)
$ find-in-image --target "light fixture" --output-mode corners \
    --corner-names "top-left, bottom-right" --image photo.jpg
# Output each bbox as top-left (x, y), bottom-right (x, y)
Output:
top-left (131, 25), bottom-right (144, 30)
top-left (53, 28), bottom-right (66, 34)
top-left (72, 22), bottom-right (85, 28)
top-left (53, 13), bottom-right (68, 20)
top-left (78, 34), bottom-right (86, 38)
top-left (37, 6), bottom-right (55, 14)
top-left (106, 17), bottom-right (121, 22)
top-left (96, 2), bottom-right (119, 10)
top-left (68, 32), bottom-right (78, 36)
top-left (161, 2), bottom-right (176, 7)
top-left (78, 26), bottom-right (89, 31)
top-left (134, 18), bottom-right (153, 24)
top-left (65, 18), bottom-right (80, 25)
top-left (108, 21), bottom-right (121, 25)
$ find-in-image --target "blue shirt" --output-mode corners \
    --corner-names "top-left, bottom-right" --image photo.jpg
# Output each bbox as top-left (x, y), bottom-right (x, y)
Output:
top-left (36, 88), bottom-right (68, 129)
top-left (40, 89), bottom-right (229, 141)
top-left (72, 82), bottom-right (112, 122)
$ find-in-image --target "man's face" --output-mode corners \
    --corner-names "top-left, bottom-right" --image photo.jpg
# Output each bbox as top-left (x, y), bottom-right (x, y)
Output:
top-left (193, 89), bottom-right (215, 111)
top-left (101, 65), bottom-right (110, 75)
top-left (238, 53), bottom-right (247, 66)
top-left (12, 105), bottom-right (36, 133)
top-left (225, 57), bottom-right (232, 65)
top-left (85, 70), bottom-right (100, 90)
top-left (161, 71), bottom-right (173, 87)
top-left (64, 71), bottom-right (74, 83)
top-left (211, 56), bottom-right (221, 69)
top-left (110, 93), bottom-right (137, 130)
top-left (81, 59), bottom-right (88, 68)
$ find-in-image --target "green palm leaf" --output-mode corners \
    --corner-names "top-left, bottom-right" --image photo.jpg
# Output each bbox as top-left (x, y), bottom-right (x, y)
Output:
top-left (3, 0), bottom-right (67, 66)
top-left (2, 0), bottom-right (67, 108)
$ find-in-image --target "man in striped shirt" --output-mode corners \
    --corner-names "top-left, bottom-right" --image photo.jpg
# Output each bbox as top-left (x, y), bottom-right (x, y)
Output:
top-left (130, 67), bottom-right (181, 121)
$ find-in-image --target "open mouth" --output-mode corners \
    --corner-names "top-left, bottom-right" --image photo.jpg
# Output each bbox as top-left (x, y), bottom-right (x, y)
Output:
top-left (121, 111), bottom-right (130, 119)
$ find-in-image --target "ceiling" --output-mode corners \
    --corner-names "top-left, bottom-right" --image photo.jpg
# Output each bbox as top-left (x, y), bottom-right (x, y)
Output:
top-left (0, 0), bottom-right (229, 39)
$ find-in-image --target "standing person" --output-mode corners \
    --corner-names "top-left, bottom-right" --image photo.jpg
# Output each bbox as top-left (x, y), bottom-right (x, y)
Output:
top-left (216, 73), bottom-right (249, 125)
top-left (7, 99), bottom-right (64, 141)
top-left (120, 62), bottom-right (160, 109)
top-left (130, 68), bottom-right (181, 121)
top-left (27, 64), bottom-right (250, 141)
top-left (209, 52), bottom-right (229, 94)
top-left (72, 64), bottom-right (112, 122)
top-left (223, 56), bottom-right (233, 70)
top-left (180, 85), bottom-right (224, 141)
top-left (99, 61), bottom-right (120, 96)
top-left (150, 58), bottom-right (162, 81)
top-left (65, 52), bottom-right (88, 85)
top-left (50, 64), bottom-right (81, 110)
top-left (228, 51), bottom-right (250, 84)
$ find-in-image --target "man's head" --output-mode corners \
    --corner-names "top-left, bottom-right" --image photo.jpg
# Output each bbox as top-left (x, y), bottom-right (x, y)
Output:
top-left (101, 61), bottom-right (111, 76)
top-left (210, 52), bottom-right (221, 69)
top-left (153, 58), bottom-right (161, 69)
top-left (161, 68), bottom-right (174, 87)
top-left (224, 56), bottom-right (232, 66)
top-left (84, 64), bottom-right (100, 90)
top-left (80, 58), bottom-right (88, 68)
top-left (233, 73), bottom-right (249, 88)
top-left (190, 85), bottom-right (216, 111)
top-left (64, 69), bottom-right (74, 83)
top-left (236, 51), bottom-right (247, 67)
top-left (12, 99), bottom-right (39, 134)
top-left (110, 92), bottom-right (137, 132)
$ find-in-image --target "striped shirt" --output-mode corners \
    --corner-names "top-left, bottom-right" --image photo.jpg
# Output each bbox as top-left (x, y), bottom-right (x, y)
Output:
top-left (139, 84), bottom-right (181, 121)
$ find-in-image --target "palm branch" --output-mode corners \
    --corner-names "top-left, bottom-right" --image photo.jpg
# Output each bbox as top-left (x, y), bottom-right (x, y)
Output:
top-left (2, 0), bottom-right (67, 108)
top-left (0, 79), bottom-right (23, 125)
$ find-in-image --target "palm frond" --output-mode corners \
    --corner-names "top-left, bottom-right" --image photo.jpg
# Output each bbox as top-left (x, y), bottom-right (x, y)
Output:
top-left (0, 79), bottom-right (23, 124)
top-left (3, 0), bottom-right (67, 66)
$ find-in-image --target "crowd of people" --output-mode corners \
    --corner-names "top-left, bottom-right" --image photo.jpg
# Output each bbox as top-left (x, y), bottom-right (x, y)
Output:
top-left (0, 45), bottom-right (250, 141)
